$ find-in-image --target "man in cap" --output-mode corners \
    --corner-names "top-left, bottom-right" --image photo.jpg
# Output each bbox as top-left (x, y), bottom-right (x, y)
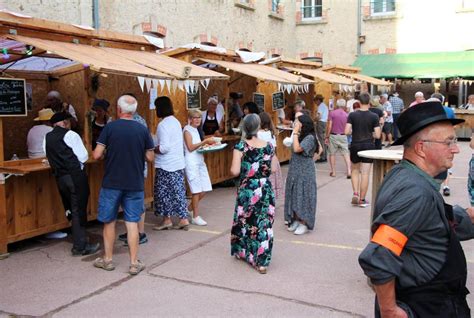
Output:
top-left (44, 112), bottom-right (100, 256)
top-left (27, 108), bottom-right (54, 158)
top-left (359, 101), bottom-right (474, 317)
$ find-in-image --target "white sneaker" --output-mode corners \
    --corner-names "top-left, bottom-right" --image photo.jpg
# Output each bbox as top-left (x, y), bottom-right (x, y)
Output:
top-left (294, 224), bottom-right (308, 235)
top-left (287, 221), bottom-right (300, 232)
top-left (191, 216), bottom-right (207, 226)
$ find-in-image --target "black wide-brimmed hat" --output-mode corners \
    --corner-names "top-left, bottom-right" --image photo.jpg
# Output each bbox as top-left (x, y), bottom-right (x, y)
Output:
top-left (392, 101), bottom-right (464, 145)
top-left (50, 111), bottom-right (73, 125)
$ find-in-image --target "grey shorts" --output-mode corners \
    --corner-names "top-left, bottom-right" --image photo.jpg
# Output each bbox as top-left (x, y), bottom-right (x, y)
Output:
top-left (328, 134), bottom-right (349, 155)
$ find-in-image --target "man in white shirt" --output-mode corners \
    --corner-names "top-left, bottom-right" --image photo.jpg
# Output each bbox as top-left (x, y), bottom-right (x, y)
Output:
top-left (315, 94), bottom-right (329, 162)
top-left (346, 94), bottom-right (356, 113)
top-left (27, 108), bottom-right (54, 158)
top-left (44, 112), bottom-right (99, 257)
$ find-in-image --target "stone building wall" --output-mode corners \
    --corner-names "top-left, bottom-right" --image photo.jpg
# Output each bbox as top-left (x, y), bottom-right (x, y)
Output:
top-left (1, 0), bottom-right (473, 66)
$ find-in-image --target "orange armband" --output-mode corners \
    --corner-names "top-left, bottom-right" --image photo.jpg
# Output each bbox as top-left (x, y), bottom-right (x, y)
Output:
top-left (371, 224), bottom-right (408, 256)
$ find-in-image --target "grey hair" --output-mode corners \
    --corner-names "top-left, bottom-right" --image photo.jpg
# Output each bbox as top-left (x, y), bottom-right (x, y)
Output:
top-left (430, 93), bottom-right (445, 104)
top-left (47, 90), bottom-right (62, 100)
top-left (415, 91), bottom-right (424, 98)
top-left (117, 95), bottom-right (137, 114)
top-left (336, 98), bottom-right (346, 108)
top-left (243, 113), bottom-right (261, 140)
top-left (295, 99), bottom-right (306, 108)
top-left (207, 97), bottom-right (218, 105)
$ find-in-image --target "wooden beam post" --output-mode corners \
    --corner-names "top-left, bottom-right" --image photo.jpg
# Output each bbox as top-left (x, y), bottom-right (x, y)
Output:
top-left (0, 118), bottom-right (9, 257)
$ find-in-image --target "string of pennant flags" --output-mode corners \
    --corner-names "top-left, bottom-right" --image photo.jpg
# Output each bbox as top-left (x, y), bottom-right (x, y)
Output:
top-left (278, 83), bottom-right (310, 94)
top-left (136, 77), bottom-right (211, 94)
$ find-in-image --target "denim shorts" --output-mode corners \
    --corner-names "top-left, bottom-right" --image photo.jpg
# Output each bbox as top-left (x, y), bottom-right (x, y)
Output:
top-left (98, 187), bottom-right (144, 223)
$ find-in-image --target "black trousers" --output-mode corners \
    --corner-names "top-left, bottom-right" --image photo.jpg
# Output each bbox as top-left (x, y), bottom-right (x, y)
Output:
top-left (56, 171), bottom-right (90, 250)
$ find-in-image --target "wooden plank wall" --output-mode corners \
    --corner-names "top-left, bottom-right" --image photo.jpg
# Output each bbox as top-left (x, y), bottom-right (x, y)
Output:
top-left (3, 73), bottom-right (51, 160)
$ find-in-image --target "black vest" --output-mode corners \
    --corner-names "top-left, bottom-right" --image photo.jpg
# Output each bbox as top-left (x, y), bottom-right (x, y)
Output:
top-left (45, 126), bottom-right (82, 177)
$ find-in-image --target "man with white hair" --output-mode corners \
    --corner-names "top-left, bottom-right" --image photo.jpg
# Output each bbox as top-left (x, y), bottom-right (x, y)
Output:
top-left (380, 94), bottom-right (394, 147)
top-left (409, 91), bottom-right (425, 107)
top-left (93, 94), bottom-right (155, 275)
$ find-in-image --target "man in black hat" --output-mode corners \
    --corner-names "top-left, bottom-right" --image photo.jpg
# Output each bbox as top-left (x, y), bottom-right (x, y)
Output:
top-left (44, 112), bottom-right (100, 256)
top-left (359, 101), bottom-right (474, 317)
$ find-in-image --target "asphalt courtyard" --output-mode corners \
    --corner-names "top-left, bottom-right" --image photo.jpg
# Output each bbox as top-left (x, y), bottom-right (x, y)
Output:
top-left (1, 142), bottom-right (474, 317)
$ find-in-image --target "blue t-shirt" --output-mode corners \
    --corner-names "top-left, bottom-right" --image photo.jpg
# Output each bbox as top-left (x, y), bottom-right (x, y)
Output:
top-left (443, 106), bottom-right (455, 119)
top-left (97, 119), bottom-right (154, 191)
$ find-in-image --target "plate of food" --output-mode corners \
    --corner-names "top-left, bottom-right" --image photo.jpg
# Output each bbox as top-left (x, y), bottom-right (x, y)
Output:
top-left (197, 143), bottom-right (228, 153)
top-left (276, 124), bottom-right (293, 131)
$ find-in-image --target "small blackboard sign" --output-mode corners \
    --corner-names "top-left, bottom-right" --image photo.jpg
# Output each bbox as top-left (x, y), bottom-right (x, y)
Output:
top-left (272, 91), bottom-right (284, 111)
top-left (253, 93), bottom-right (265, 113)
top-left (186, 87), bottom-right (201, 110)
top-left (0, 78), bottom-right (27, 117)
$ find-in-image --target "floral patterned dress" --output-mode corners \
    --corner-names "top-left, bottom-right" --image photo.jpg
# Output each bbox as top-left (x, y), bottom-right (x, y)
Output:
top-left (231, 141), bottom-right (275, 267)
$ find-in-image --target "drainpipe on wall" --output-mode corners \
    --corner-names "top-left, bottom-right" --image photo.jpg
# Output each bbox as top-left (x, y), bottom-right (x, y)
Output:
top-left (357, 0), bottom-right (362, 56)
top-left (92, 0), bottom-right (99, 29)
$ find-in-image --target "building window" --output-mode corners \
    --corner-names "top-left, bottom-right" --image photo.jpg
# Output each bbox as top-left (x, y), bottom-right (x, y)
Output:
top-left (271, 0), bottom-right (280, 12)
top-left (371, 0), bottom-right (395, 15)
top-left (302, 0), bottom-right (322, 20)
top-left (461, 0), bottom-right (474, 8)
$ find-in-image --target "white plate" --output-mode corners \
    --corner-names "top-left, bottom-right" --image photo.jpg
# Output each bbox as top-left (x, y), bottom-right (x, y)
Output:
top-left (197, 143), bottom-right (228, 153)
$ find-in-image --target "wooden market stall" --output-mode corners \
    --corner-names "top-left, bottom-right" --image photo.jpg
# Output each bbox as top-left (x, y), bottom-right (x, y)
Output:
top-left (164, 47), bottom-right (314, 165)
top-left (280, 64), bottom-right (356, 113)
top-left (322, 65), bottom-right (392, 94)
top-left (0, 12), bottom-right (227, 256)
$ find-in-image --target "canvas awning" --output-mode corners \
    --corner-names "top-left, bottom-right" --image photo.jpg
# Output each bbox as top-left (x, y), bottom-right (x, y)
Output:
top-left (200, 58), bottom-right (313, 93)
top-left (201, 59), bottom-right (313, 85)
top-left (352, 51), bottom-right (474, 78)
top-left (7, 35), bottom-right (229, 93)
top-left (100, 47), bottom-right (228, 80)
top-left (284, 67), bottom-right (355, 85)
top-left (9, 35), bottom-right (172, 80)
top-left (336, 72), bottom-right (391, 86)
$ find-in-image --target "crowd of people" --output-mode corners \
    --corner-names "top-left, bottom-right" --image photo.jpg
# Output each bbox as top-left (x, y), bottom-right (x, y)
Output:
top-left (27, 86), bottom-right (474, 315)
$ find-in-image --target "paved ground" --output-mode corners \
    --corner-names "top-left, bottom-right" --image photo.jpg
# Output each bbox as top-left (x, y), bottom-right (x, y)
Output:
top-left (1, 142), bottom-right (474, 317)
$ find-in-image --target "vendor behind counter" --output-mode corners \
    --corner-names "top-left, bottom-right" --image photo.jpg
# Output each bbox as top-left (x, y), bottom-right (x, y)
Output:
top-left (201, 96), bottom-right (224, 136)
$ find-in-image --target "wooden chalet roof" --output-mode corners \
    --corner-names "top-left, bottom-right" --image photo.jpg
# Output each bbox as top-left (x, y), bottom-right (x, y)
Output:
top-left (202, 59), bottom-right (313, 85)
top-left (284, 67), bottom-right (354, 85)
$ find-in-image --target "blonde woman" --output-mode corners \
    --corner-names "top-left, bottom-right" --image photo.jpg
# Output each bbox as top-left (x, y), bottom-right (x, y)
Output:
top-left (183, 109), bottom-right (216, 226)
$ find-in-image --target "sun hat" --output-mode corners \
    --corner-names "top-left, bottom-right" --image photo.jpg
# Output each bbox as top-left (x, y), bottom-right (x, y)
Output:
top-left (34, 108), bottom-right (55, 121)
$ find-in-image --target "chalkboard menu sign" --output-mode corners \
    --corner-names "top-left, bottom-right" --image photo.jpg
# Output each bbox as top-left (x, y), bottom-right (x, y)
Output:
top-left (186, 88), bottom-right (201, 110)
top-left (253, 93), bottom-right (265, 113)
top-left (0, 78), bottom-right (27, 117)
top-left (272, 91), bottom-right (284, 111)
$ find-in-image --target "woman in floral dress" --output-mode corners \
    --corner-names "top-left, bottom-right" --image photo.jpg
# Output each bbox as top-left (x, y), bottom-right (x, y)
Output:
top-left (230, 114), bottom-right (276, 274)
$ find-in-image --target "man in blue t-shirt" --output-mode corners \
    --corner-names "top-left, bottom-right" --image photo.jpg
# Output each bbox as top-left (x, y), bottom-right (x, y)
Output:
top-left (92, 94), bottom-right (154, 275)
